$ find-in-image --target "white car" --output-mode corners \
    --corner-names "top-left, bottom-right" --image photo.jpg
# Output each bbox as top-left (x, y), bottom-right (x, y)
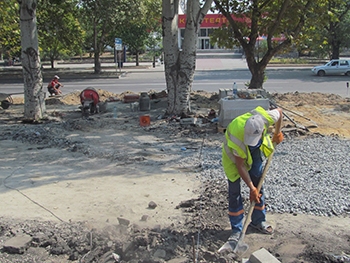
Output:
top-left (311, 59), bottom-right (350, 76)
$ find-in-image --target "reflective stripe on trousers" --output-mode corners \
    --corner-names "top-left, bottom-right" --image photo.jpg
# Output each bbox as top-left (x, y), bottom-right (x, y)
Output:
top-left (228, 178), bottom-right (244, 233)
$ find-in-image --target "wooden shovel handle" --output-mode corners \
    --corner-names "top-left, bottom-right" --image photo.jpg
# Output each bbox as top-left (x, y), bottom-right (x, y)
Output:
top-left (241, 146), bottom-right (276, 235)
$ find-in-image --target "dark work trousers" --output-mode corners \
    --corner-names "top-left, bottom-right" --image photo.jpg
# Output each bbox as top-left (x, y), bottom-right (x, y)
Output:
top-left (228, 142), bottom-right (266, 233)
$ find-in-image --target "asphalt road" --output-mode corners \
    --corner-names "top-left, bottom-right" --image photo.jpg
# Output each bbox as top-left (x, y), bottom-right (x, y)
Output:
top-left (1, 68), bottom-right (350, 98)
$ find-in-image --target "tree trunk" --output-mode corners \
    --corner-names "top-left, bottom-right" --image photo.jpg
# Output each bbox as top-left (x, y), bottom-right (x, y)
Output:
top-left (162, 0), bottom-right (212, 116)
top-left (19, 0), bottom-right (46, 121)
top-left (162, 7), bottom-right (193, 116)
top-left (328, 9), bottom-right (340, 60)
top-left (331, 39), bottom-right (340, 60)
top-left (50, 57), bottom-right (54, 69)
top-left (136, 52), bottom-right (139, 66)
top-left (93, 18), bottom-right (101, 74)
top-left (245, 50), bottom-right (268, 89)
top-left (248, 67), bottom-right (266, 89)
top-left (94, 50), bottom-right (101, 74)
top-left (163, 50), bottom-right (196, 116)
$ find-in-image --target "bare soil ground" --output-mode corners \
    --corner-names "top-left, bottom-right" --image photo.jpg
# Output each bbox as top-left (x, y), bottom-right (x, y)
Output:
top-left (0, 90), bottom-right (349, 263)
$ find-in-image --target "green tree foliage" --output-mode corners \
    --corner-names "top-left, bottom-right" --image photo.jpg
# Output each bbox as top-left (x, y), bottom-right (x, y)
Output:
top-left (212, 0), bottom-right (315, 89)
top-left (300, 0), bottom-right (350, 59)
top-left (79, 0), bottom-right (138, 73)
top-left (143, 0), bottom-right (163, 64)
top-left (37, 0), bottom-right (84, 68)
top-left (78, 0), bottom-right (161, 70)
top-left (118, 23), bottom-right (149, 66)
top-left (0, 0), bottom-right (21, 62)
top-left (338, 13), bottom-right (350, 49)
top-left (117, 0), bottom-right (160, 66)
top-left (119, 0), bottom-right (162, 66)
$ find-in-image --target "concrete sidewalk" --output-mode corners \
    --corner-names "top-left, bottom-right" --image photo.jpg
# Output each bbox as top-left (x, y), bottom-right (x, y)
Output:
top-left (0, 57), bottom-right (313, 82)
top-left (0, 58), bottom-right (249, 80)
top-left (40, 57), bottom-right (249, 72)
top-left (50, 58), bottom-right (312, 72)
top-left (1, 57), bottom-right (312, 75)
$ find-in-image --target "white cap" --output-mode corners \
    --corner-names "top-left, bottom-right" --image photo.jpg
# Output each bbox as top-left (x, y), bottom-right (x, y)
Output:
top-left (54, 75), bottom-right (60, 79)
top-left (244, 115), bottom-right (265, 146)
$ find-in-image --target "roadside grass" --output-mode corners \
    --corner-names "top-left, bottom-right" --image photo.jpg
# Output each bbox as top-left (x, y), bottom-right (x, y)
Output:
top-left (269, 57), bottom-right (326, 65)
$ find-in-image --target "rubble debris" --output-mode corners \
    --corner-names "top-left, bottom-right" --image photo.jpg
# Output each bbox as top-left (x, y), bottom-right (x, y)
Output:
top-left (148, 201), bottom-right (157, 209)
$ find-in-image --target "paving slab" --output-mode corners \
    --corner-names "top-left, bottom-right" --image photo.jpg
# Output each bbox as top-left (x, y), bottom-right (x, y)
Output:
top-left (2, 234), bottom-right (32, 254)
top-left (249, 248), bottom-right (281, 263)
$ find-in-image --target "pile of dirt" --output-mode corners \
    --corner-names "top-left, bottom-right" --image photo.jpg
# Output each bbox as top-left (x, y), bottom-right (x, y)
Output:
top-left (271, 92), bottom-right (350, 138)
top-left (189, 90), bottom-right (350, 139)
top-left (58, 90), bottom-right (146, 105)
top-left (273, 92), bottom-right (346, 106)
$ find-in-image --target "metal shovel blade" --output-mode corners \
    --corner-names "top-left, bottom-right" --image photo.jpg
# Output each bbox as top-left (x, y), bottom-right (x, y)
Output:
top-left (233, 240), bottom-right (249, 257)
top-left (218, 240), bottom-right (237, 253)
top-left (218, 239), bottom-right (249, 257)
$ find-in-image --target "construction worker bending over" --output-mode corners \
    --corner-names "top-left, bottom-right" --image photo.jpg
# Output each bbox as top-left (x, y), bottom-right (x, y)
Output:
top-left (222, 106), bottom-right (283, 243)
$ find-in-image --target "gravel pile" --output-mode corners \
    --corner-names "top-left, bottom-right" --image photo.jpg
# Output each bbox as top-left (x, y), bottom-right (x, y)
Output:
top-left (192, 135), bottom-right (350, 217)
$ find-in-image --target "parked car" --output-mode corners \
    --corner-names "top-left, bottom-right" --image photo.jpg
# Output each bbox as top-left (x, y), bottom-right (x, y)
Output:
top-left (312, 59), bottom-right (350, 76)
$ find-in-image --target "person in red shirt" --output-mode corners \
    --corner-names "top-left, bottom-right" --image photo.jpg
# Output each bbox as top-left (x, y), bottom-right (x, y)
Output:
top-left (80, 87), bottom-right (100, 115)
top-left (47, 75), bottom-right (63, 96)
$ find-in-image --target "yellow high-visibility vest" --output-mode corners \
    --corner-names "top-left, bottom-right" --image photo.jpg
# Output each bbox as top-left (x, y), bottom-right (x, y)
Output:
top-left (222, 106), bottom-right (275, 183)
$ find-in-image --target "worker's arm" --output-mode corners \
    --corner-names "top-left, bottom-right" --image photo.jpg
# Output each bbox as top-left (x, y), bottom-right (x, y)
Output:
top-left (234, 155), bottom-right (254, 190)
top-left (274, 108), bottom-right (283, 135)
top-left (234, 155), bottom-right (261, 203)
top-left (272, 107), bottom-right (284, 144)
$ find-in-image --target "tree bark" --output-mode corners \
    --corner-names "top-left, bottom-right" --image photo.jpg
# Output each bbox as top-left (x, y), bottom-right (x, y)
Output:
top-left (247, 65), bottom-right (266, 89)
top-left (162, 0), bottom-right (212, 116)
top-left (245, 46), bottom-right (273, 89)
top-left (50, 57), bottom-right (54, 69)
top-left (94, 50), bottom-right (101, 74)
top-left (331, 41), bottom-right (340, 60)
top-left (330, 22), bottom-right (340, 60)
top-left (93, 13), bottom-right (101, 74)
top-left (19, 0), bottom-right (46, 121)
top-left (136, 52), bottom-right (139, 66)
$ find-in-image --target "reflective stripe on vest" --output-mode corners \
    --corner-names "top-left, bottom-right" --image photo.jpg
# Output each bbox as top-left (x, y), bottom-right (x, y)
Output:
top-left (223, 138), bottom-right (235, 164)
top-left (223, 133), bottom-right (247, 164)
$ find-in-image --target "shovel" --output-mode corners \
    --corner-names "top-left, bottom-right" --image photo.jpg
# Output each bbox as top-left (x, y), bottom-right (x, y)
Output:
top-left (218, 145), bottom-right (276, 257)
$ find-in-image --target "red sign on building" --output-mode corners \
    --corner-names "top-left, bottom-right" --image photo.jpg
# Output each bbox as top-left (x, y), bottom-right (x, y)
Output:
top-left (178, 14), bottom-right (249, 29)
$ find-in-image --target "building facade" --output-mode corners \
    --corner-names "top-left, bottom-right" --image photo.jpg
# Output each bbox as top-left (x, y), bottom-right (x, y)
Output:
top-left (178, 14), bottom-right (246, 50)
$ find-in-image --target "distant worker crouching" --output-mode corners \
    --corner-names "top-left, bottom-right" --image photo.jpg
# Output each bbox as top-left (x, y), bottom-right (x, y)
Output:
top-left (47, 75), bottom-right (63, 96)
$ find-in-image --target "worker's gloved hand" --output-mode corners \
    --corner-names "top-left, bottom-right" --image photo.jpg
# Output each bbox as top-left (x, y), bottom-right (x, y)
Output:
top-left (272, 132), bottom-right (284, 145)
top-left (250, 187), bottom-right (262, 204)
